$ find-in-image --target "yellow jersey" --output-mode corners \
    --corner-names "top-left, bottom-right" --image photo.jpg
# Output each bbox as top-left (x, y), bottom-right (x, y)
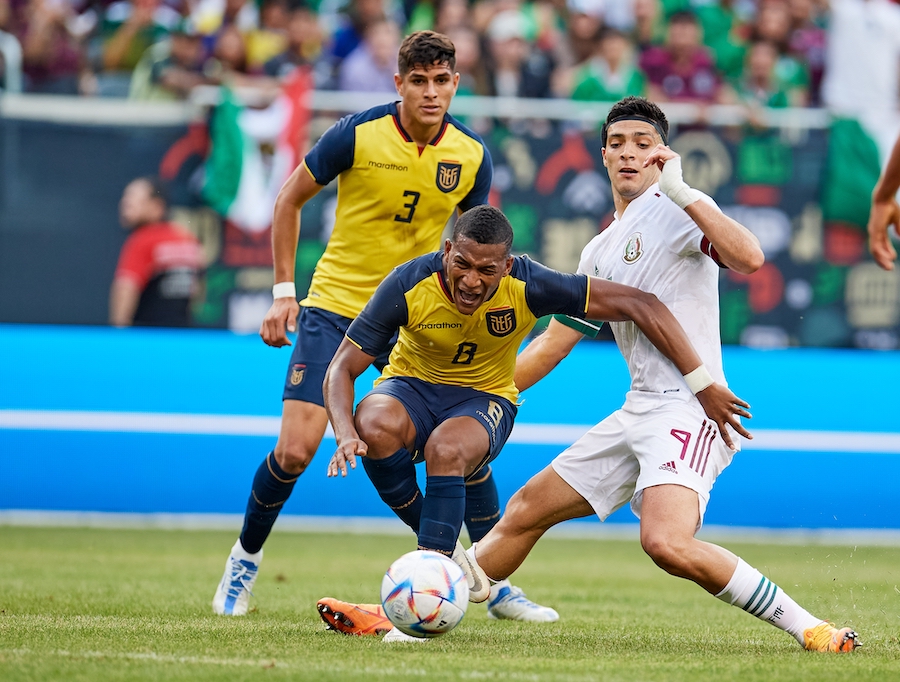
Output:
top-left (300, 102), bottom-right (492, 319)
top-left (346, 252), bottom-right (590, 404)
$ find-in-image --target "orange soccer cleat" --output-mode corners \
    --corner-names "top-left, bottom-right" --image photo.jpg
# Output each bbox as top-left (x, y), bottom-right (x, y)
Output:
top-left (803, 622), bottom-right (861, 653)
top-left (317, 597), bottom-right (392, 636)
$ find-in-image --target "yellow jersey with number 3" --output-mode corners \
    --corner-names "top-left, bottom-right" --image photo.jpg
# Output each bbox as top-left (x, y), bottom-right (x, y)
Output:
top-left (300, 102), bottom-right (492, 319)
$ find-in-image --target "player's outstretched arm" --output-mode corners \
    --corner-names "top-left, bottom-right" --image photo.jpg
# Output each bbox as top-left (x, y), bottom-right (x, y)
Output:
top-left (259, 163), bottom-right (324, 347)
top-left (645, 145), bottom-right (764, 274)
top-left (323, 338), bottom-right (376, 477)
top-left (869, 135), bottom-right (900, 271)
top-left (515, 318), bottom-right (584, 392)
top-left (585, 278), bottom-right (752, 448)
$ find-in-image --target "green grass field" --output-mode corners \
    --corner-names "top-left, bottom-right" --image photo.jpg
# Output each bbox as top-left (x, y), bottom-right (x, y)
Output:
top-left (2, 526), bottom-right (899, 681)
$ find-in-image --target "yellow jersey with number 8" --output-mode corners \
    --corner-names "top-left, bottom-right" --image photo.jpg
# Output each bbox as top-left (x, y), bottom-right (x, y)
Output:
top-left (300, 102), bottom-right (492, 319)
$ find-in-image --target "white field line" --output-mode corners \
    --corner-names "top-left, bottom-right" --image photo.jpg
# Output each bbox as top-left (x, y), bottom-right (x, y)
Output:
top-left (3, 510), bottom-right (900, 546)
top-left (1, 409), bottom-right (899, 454)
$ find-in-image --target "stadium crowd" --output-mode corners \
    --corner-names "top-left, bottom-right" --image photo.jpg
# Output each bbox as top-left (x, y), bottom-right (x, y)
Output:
top-left (0, 0), bottom-right (845, 109)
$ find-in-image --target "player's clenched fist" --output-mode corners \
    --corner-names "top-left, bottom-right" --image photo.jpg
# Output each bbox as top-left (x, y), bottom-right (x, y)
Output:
top-left (259, 297), bottom-right (300, 347)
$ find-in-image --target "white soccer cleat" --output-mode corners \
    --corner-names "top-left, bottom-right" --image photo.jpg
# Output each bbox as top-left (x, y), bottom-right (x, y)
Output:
top-left (487, 582), bottom-right (559, 622)
top-left (451, 540), bottom-right (490, 603)
top-left (383, 627), bottom-right (429, 643)
top-left (212, 540), bottom-right (262, 616)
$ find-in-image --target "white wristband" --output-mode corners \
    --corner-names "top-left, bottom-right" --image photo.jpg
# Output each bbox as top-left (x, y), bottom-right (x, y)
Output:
top-left (683, 364), bottom-right (714, 395)
top-left (659, 156), bottom-right (703, 210)
top-left (272, 281), bottom-right (296, 299)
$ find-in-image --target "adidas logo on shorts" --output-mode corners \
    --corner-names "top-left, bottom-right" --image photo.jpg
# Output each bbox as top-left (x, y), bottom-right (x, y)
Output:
top-left (658, 461), bottom-right (678, 474)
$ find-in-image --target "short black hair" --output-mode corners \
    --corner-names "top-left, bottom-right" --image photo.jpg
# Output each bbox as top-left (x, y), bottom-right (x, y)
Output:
top-left (398, 30), bottom-right (456, 75)
top-left (453, 205), bottom-right (513, 254)
top-left (601, 96), bottom-right (669, 146)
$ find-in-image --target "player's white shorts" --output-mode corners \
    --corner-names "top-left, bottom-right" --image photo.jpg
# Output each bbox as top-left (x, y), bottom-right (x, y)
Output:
top-left (551, 391), bottom-right (739, 528)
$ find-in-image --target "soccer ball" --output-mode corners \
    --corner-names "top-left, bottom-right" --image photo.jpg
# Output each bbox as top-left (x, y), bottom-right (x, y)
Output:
top-left (380, 550), bottom-right (469, 638)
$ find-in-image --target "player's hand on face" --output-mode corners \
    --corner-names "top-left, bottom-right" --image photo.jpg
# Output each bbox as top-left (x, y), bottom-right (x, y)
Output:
top-left (259, 297), bottom-right (300, 347)
top-left (694, 383), bottom-right (752, 450)
top-left (327, 439), bottom-right (368, 477)
top-left (867, 199), bottom-right (899, 271)
top-left (642, 144), bottom-right (678, 172)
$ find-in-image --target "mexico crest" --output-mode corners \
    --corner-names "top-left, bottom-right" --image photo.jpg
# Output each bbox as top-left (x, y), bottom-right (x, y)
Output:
top-left (289, 363), bottom-right (306, 386)
top-left (623, 232), bottom-right (644, 264)
top-left (436, 162), bottom-right (462, 193)
top-left (486, 308), bottom-right (516, 337)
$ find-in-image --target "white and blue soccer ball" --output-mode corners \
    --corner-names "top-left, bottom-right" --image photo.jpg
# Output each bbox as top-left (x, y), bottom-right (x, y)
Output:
top-left (380, 550), bottom-right (469, 638)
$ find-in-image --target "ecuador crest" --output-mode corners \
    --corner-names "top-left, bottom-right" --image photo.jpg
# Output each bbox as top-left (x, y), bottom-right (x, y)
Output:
top-left (436, 161), bottom-right (462, 193)
top-left (289, 363), bottom-right (306, 386)
top-left (486, 307), bottom-right (516, 337)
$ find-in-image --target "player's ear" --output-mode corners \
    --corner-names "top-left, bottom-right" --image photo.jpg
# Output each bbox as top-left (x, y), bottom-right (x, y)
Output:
top-left (394, 72), bottom-right (402, 95)
top-left (503, 256), bottom-right (514, 275)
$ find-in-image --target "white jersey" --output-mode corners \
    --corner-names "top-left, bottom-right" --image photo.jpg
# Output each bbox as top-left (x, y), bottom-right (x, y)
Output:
top-left (578, 183), bottom-right (725, 397)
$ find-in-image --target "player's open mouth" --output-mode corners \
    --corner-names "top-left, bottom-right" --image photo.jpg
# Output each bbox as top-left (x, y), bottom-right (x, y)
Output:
top-left (458, 290), bottom-right (479, 305)
top-left (619, 167), bottom-right (638, 175)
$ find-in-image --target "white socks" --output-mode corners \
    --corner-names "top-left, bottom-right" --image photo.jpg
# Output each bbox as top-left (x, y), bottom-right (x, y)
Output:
top-left (233, 539), bottom-right (263, 564)
top-left (716, 558), bottom-right (822, 644)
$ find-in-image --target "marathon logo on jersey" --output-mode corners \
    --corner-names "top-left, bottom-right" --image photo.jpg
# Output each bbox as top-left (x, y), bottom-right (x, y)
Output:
top-left (290, 364), bottom-right (306, 386)
top-left (436, 162), bottom-right (462, 193)
top-left (368, 160), bottom-right (409, 172)
top-left (486, 308), bottom-right (516, 337)
top-left (623, 232), bottom-right (644, 264)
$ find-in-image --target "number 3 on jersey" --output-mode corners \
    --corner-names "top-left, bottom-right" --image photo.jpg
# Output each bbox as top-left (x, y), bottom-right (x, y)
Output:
top-left (394, 190), bottom-right (421, 223)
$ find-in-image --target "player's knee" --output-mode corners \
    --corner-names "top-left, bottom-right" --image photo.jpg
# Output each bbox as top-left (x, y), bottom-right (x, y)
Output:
top-left (640, 530), bottom-right (691, 576)
top-left (273, 441), bottom-right (315, 474)
top-left (355, 411), bottom-right (399, 455)
top-left (422, 441), bottom-right (468, 476)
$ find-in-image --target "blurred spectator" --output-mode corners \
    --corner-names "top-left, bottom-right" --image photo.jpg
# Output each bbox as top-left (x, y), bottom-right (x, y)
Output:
top-left (17, 0), bottom-right (91, 93)
top-left (564, 0), bottom-right (605, 67)
top-left (743, 0), bottom-right (808, 103)
top-left (330, 0), bottom-right (386, 62)
top-left (786, 0), bottom-right (825, 105)
top-left (638, 9), bottom-right (728, 104)
top-left (192, 0), bottom-right (258, 36)
top-left (691, 0), bottom-right (746, 84)
top-left (445, 23), bottom-right (489, 96)
top-left (568, 26), bottom-right (646, 102)
top-left (100, 0), bottom-right (179, 72)
top-left (244, 0), bottom-right (289, 72)
top-left (822, 0), bottom-right (900, 160)
top-left (337, 16), bottom-right (399, 92)
top-left (110, 176), bottom-right (203, 328)
top-left (485, 9), bottom-right (554, 98)
top-left (734, 38), bottom-right (807, 114)
top-left (631, 0), bottom-right (665, 49)
top-left (263, 5), bottom-right (329, 85)
top-left (434, 0), bottom-right (467, 33)
top-left (129, 17), bottom-right (207, 99)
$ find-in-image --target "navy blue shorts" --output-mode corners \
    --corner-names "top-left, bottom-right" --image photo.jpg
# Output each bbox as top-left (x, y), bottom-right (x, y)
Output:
top-left (367, 376), bottom-right (517, 475)
top-left (282, 307), bottom-right (393, 405)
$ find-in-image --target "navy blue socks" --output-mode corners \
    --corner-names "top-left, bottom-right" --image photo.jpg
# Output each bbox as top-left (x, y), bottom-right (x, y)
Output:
top-left (362, 448), bottom-right (423, 532)
top-left (240, 452), bottom-right (298, 554)
top-left (418, 475), bottom-right (465, 555)
top-left (464, 466), bottom-right (501, 543)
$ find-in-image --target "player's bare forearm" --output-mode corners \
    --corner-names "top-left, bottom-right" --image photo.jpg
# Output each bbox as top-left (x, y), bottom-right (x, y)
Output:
top-left (323, 340), bottom-right (375, 449)
top-left (585, 280), bottom-right (702, 376)
top-left (683, 201), bottom-right (764, 274)
top-left (271, 163), bottom-right (323, 284)
top-left (869, 136), bottom-right (900, 270)
top-left (515, 318), bottom-right (583, 392)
